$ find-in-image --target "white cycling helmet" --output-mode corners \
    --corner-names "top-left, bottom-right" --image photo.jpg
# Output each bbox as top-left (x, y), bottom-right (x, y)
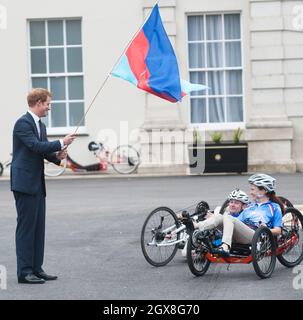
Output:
top-left (248, 173), bottom-right (276, 192)
top-left (228, 189), bottom-right (250, 204)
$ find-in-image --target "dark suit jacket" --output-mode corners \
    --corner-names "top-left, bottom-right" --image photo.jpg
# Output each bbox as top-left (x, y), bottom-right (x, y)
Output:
top-left (10, 112), bottom-right (62, 195)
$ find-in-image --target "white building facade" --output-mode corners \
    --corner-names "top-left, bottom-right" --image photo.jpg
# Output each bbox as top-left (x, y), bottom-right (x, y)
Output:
top-left (0, 0), bottom-right (302, 174)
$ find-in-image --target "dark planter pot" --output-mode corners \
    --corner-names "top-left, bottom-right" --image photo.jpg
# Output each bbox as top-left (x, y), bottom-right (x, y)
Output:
top-left (188, 142), bottom-right (248, 174)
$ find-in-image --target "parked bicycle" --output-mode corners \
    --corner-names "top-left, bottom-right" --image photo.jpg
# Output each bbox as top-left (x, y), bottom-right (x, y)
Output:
top-left (0, 153), bottom-right (66, 178)
top-left (0, 154), bottom-right (12, 176)
top-left (44, 141), bottom-right (141, 177)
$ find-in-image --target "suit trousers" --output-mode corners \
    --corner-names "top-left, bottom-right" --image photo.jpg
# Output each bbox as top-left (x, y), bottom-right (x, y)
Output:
top-left (13, 189), bottom-right (46, 277)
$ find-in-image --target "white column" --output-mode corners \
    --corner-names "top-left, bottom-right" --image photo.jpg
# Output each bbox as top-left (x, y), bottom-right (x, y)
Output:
top-left (138, 0), bottom-right (190, 174)
top-left (247, 0), bottom-right (296, 172)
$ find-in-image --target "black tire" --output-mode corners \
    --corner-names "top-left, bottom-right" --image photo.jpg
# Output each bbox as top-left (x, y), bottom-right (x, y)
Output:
top-left (219, 199), bottom-right (229, 215)
top-left (111, 145), bottom-right (140, 174)
top-left (141, 207), bottom-right (180, 267)
top-left (277, 207), bottom-right (303, 268)
top-left (278, 196), bottom-right (294, 208)
top-left (186, 233), bottom-right (210, 277)
top-left (193, 201), bottom-right (210, 219)
top-left (251, 227), bottom-right (276, 279)
top-left (0, 162), bottom-right (3, 176)
top-left (44, 158), bottom-right (67, 177)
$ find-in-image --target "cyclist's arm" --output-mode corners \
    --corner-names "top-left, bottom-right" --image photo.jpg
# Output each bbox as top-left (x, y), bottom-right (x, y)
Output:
top-left (270, 206), bottom-right (283, 236)
top-left (271, 227), bottom-right (282, 236)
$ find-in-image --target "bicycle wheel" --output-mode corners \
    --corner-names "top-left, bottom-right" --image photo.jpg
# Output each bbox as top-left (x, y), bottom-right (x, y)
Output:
top-left (186, 232), bottom-right (210, 277)
top-left (277, 207), bottom-right (303, 268)
top-left (44, 158), bottom-right (67, 177)
top-left (251, 227), bottom-right (276, 279)
top-left (141, 207), bottom-right (180, 267)
top-left (0, 163), bottom-right (3, 176)
top-left (111, 145), bottom-right (140, 174)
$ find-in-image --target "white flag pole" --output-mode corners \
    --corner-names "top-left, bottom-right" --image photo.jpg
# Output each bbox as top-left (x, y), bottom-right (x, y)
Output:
top-left (74, 0), bottom-right (159, 133)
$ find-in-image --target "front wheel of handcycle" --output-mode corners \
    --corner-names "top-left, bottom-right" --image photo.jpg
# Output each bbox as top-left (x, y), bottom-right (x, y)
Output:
top-left (251, 227), bottom-right (276, 279)
top-left (0, 162), bottom-right (3, 176)
top-left (111, 145), bottom-right (140, 174)
top-left (277, 207), bottom-right (303, 268)
top-left (186, 233), bottom-right (211, 277)
top-left (44, 158), bottom-right (67, 177)
top-left (141, 207), bottom-right (180, 267)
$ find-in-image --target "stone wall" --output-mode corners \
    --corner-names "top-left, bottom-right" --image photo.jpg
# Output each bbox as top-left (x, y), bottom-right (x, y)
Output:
top-left (247, 0), bottom-right (303, 172)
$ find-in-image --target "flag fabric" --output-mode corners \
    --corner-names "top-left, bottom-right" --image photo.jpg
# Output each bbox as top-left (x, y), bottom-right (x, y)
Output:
top-left (111, 4), bottom-right (207, 103)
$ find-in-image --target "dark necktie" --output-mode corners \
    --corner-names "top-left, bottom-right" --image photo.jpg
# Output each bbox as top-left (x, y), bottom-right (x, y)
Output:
top-left (38, 119), bottom-right (43, 140)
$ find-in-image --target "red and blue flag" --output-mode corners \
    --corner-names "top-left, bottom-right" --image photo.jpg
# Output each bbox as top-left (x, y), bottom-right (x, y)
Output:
top-left (111, 4), bottom-right (207, 103)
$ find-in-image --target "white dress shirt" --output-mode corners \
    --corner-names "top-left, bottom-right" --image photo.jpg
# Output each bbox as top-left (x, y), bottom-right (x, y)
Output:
top-left (27, 110), bottom-right (64, 149)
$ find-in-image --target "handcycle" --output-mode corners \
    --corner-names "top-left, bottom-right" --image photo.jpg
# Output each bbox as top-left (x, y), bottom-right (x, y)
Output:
top-left (44, 141), bottom-right (141, 177)
top-left (140, 197), bottom-right (303, 279)
top-left (140, 201), bottom-right (210, 267)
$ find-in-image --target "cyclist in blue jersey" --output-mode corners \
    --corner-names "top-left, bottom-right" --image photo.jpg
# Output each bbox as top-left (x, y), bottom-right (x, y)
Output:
top-left (214, 173), bottom-right (283, 257)
top-left (187, 189), bottom-right (250, 232)
top-left (180, 188), bottom-right (249, 257)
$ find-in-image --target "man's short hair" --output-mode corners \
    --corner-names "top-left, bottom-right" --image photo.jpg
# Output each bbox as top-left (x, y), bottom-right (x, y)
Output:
top-left (27, 88), bottom-right (52, 107)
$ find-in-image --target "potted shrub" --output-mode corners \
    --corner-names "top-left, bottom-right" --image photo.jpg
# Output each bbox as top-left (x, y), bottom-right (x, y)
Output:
top-left (189, 128), bottom-right (248, 174)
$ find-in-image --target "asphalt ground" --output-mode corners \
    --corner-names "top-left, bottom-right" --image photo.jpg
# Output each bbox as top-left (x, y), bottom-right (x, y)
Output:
top-left (0, 173), bottom-right (303, 300)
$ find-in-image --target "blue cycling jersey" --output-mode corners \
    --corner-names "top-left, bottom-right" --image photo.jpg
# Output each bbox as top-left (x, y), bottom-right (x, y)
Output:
top-left (236, 201), bottom-right (283, 230)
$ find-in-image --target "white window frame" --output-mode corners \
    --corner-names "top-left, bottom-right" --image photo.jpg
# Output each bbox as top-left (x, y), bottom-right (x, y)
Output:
top-left (27, 18), bottom-right (88, 136)
top-left (186, 11), bottom-right (245, 131)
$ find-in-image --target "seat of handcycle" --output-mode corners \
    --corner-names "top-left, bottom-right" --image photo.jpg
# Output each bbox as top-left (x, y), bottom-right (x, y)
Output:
top-left (229, 243), bottom-right (251, 256)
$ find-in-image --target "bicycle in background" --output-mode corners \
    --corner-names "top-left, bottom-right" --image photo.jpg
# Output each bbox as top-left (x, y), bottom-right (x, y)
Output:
top-left (0, 154), bottom-right (12, 177)
top-left (44, 141), bottom-right (141, 177)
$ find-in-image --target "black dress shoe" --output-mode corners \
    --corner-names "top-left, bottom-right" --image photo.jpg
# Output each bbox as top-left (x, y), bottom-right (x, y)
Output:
top-left (34, 271), bottom-right (58, 281)
top-left (18, 274), bottom-right (45, 284)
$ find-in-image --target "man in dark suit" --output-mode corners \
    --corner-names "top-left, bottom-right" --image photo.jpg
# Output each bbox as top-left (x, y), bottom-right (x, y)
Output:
top-left (11, 88), bottom-right (76, 284)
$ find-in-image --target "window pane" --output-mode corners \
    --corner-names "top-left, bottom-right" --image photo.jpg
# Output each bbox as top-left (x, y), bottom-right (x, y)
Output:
top-left (207, 43), bottom-right (223, 68)
top-left (188, 43), bottom-right (205, 69)
top-left (191, 99), bottom-right (206, 123)
top-left (69, 102), bottom-right (84, 126)
top-left (208, 71), bottom-right (224, 95)
top-left (224, 14), bottom-right (240, 40)
top-left (68, 76), bottom-right (84, 100)
top-left (226, 70), bottom-right (242, 95)
top-left (30, 21), bottom-right (45, 46)
top-left (67, 48), bottom-right (83, 72)
top-left (66, 20), bottom-right (82, 45)
top-left (49, 48), bottom-right (65, 73)
top-left (51, 103), bottom-right (66, 127)
top-left (227, 97), bottom-right (243, 122)
top-left (50, 77), bottom-right (66, 100)
top-left (32, 77), bottom-right (47, 89)
top-left (190, 72), bottom-right (206, 96)
top-left (225, 42), bottom-right (242, 67)
top-left (206, 15), bottom-right (222, 40)
top-left (209, 98), bottom-right (225, 122)
top-left (188, 16), bottom-right (204, 41)
top-left (31, 49), bottom-right (47, 74)
top-left (48, 20), bottom-right (63, 46)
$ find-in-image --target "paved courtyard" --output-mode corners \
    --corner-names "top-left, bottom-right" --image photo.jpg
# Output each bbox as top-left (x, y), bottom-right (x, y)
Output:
top-left (0, 173), bottom-right (303, 300)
